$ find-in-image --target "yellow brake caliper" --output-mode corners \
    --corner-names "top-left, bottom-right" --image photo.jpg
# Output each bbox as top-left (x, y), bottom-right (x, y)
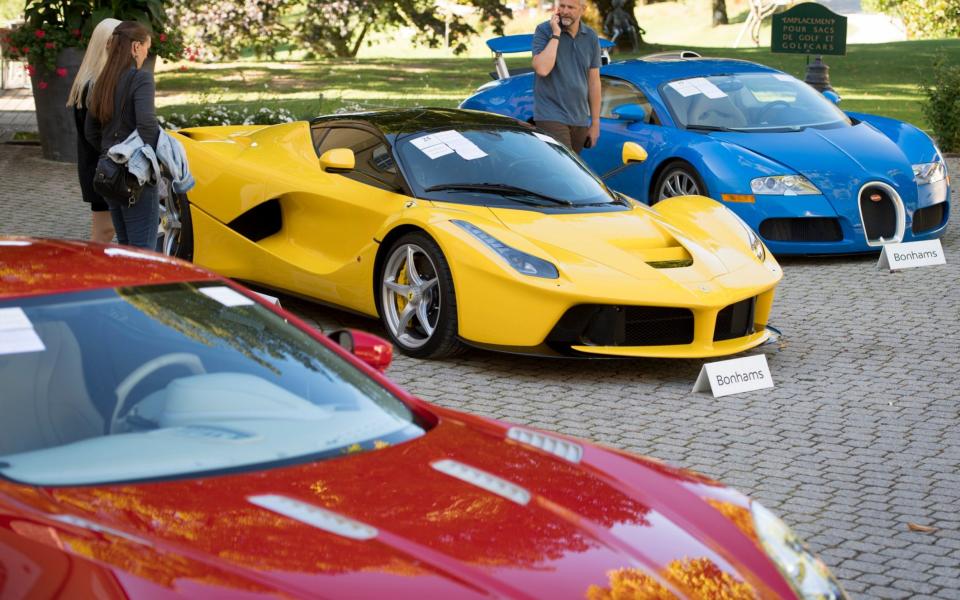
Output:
top-left (394, 263), bottom-right (410, 329)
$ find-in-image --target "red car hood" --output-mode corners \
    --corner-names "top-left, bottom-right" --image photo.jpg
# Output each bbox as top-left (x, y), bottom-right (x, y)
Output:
top-left (0, 409), bottom-right (795, 599)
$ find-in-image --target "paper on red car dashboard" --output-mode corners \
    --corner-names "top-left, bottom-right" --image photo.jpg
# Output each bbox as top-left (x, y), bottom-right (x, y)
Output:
top-left (0, 307), bottom-right (45, 355)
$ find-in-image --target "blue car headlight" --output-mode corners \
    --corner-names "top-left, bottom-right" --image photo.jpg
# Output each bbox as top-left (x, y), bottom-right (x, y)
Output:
top-left (750, 175), bottom-right (820, 196)
top-left (913, 161), bottom-right (947, 185)
top-left (452, 220), bottom-right (559, 279)
top-left (751, 502), bottom-right (847, 599)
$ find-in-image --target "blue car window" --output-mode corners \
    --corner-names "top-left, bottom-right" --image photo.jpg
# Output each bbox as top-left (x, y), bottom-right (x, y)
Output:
top-left (660, 72), bottom-right (850, 132)
top-left (600, 77), bottom-right (656, 124)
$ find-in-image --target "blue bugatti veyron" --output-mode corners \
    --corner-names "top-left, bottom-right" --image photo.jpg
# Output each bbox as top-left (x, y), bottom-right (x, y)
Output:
top-left (461, 38), bottom-right (950, 255)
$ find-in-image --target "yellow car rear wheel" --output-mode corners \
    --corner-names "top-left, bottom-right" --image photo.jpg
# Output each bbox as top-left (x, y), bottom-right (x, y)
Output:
top-left (378, 232), bottom-right (464, 359)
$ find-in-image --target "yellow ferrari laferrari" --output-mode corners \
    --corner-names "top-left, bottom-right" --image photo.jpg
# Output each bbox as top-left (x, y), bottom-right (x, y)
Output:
top-left (162, 108), bottom-right (782, 358)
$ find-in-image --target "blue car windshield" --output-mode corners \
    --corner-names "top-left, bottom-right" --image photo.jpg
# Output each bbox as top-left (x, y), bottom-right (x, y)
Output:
top-left (0, 283), bottom-right (423, 486)
top-left (660, 72), bottom-right (851, 131)
top-left (395, 127), bottom-right (615, 207)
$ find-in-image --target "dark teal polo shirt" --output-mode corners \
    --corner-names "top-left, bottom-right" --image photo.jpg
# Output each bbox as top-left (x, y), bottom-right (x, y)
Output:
top-left (532, 20), bottom-right (601, 127)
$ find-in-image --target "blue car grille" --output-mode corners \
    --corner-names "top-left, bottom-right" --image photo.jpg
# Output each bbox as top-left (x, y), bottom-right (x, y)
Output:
top-left (859, 185), bottom-right (898, 241)
top-left (912, 203), bottom-right (946, 234)
top-left (759, 218), bottom-right (843, 242)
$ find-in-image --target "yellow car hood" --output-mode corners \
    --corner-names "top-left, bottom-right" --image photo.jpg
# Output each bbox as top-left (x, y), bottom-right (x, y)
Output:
top-left (487, 205), bottom-right (743, 282)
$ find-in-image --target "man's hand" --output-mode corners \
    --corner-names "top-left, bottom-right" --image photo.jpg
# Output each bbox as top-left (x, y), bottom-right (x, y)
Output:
top-left (550, 12), bottom-right (562, 36)
top-left (588, 121), bottom-right (600, 148)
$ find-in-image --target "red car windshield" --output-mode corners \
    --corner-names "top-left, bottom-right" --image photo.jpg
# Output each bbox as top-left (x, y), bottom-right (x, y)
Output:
top-left (0, 283), bottom-right (423, 486)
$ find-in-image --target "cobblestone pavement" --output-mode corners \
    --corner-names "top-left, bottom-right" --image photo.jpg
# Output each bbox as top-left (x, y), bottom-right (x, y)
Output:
top-left (2, 144), bottom-right (959, 598)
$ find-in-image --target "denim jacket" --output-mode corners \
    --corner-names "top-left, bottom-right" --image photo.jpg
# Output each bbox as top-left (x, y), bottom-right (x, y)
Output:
top-left (107, 130), bottom-right (195, 194)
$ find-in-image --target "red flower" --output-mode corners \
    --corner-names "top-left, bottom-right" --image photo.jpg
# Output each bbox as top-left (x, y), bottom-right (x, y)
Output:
top-left (25, 65), bottom-right (35, 76)
top-left (72, 29), bottom-right (81, 37)
top-left (34, 29), bottom-right (45, 39)
top-left (56, 67), bottom-right (67, 77)
top-left (159, 33), bottom-right (167, 42)
top-left (22, 46), bottom-right (29, 53)
top-left (45, 42), bottom-right (55, 49)
top-left (38, 81), bottom-right (48, 90)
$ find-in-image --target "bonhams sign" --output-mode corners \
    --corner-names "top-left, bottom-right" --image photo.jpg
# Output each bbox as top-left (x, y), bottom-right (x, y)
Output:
top-left (772, 2), bottom-right (847, 56)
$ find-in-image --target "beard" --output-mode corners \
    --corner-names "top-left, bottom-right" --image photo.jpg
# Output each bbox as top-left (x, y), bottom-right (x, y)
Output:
top-left (559, 16), bottom-right (574, 28)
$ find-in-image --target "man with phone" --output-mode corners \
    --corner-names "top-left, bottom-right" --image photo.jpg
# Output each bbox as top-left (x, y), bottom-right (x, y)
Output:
top-left (531, 0), bottom-right (602, 154)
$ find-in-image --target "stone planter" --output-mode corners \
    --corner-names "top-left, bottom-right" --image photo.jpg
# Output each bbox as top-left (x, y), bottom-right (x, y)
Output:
top-left (30, 46), bottom-right (83, 163)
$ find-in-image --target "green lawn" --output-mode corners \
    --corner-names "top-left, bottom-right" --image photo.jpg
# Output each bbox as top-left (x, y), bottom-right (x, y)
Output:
top-left (155, 38), bottom-right (959, 131)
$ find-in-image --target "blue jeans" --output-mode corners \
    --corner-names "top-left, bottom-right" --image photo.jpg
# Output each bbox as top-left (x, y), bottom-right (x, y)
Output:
top-left (108, 183), bottom-right (159, 250)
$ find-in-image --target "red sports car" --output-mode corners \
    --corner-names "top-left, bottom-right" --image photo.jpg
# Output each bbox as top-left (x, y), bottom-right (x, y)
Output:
top-left (0, 238), bottom-right (844, 599)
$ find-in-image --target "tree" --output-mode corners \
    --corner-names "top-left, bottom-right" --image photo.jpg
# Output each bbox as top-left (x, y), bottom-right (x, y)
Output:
top-left (865, 0), bottom-right (960, 39)
top-left (296, 0), bottom-right (511, 59)
top-left (712, 0), bottom-right (728, 26)
top-left (167, 0), bottom-right (295, 60)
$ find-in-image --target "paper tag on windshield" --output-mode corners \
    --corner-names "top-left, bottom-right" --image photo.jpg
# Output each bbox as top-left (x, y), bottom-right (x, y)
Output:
top-left (0, 308), bottom-right (45, 355)
top-left (421, 144), bottom-right (454, 159)
top-left (691, 77), bottom-right (726, 99)
top-left (412, 130), bottom-right (487, 161)
top-left (668, 79), bottom-right (700, 97)
top-left (200, 286), bottom-right (255, 307)
top-left (534, 132), bottom-right (562, 145)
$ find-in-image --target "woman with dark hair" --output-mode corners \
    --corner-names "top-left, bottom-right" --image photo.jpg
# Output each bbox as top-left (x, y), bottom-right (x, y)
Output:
top-left (85, 20), bottom-right (159, 249)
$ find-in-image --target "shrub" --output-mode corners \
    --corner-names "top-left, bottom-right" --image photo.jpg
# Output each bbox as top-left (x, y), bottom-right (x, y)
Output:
top-left (159, 104), bottom-right (296, 129)
top-left (921, 54), bottom-right (960, 153)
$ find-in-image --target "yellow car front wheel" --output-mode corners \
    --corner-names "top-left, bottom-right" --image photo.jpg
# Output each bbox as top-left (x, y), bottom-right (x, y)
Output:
top-left (378, 233), bottom-right (464, 359)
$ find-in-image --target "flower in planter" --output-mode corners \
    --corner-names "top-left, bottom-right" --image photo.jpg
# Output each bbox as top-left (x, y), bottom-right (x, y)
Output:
top-left (38, 81), bottom-right (48, 90)
top-left (34, 29), bottom-right (44, 39)
top-left (56, 67), bottom-right (67, 77)
top-left (25, 65), bottom-right (35, 77)
top-left (44, 42), bottom-right (55, 49)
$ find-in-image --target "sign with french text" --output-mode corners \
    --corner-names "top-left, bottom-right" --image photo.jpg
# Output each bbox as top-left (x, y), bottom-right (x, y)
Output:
top-left (772, 2), bottom-right (847, 56)
top-left (693, 354), bottom-right (774, 398)
top-left (877, 239), bottom-right (946, 271)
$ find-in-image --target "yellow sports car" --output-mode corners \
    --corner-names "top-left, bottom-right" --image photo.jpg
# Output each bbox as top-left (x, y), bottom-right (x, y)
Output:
top-left (162, 108), bottom-right (782, 359)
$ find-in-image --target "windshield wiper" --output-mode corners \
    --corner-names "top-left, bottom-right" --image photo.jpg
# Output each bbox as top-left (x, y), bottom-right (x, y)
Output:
top-left (424, 182), bottom-right (575, 206)
top-left (685, 124), bottom-right (742, 132)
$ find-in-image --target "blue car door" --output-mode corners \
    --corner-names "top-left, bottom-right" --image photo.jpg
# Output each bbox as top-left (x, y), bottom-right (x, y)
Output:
top-left (582, 77), bottom-right (670, 204)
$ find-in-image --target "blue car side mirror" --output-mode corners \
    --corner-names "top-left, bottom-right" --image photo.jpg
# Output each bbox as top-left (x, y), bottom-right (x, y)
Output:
top-left (822, 90), bottom-right (841, 105)
top-left (612, 103), bottom-right (647, 123)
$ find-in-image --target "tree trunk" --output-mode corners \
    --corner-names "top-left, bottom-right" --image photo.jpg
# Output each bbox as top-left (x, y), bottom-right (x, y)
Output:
top-left (712, 0), bottom-right (729, 26)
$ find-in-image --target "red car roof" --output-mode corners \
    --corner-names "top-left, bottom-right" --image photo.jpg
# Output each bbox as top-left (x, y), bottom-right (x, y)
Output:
top-left (0, 237), bottom-right (217, 299)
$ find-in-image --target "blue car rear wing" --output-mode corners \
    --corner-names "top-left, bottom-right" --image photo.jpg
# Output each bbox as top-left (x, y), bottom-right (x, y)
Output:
top-left (486, 34), bottom-right (615, 80)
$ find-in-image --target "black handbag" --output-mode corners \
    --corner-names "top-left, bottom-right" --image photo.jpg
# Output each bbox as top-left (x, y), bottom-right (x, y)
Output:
top-left (93, 154), bottom-right (142, 206)
top-left (92, 75), bottom-right (143, 207)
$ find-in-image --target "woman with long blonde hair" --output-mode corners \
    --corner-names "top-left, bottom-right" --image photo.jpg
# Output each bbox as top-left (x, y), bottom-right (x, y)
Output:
top-left (68, 18), bottom-right (121, 244)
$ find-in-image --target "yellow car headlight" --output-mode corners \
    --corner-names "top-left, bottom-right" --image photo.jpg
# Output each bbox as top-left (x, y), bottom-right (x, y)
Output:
top-left (751, 502), bottom-right (847, 599)
top-left (452, 220), bottom-right (559, 279)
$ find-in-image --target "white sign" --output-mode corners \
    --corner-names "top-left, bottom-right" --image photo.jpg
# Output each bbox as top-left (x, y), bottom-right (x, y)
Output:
top-left (877, 239), bottom-right (946, 272)
top-left (0, 307), bottom-right (45, 356)
top-left (692, 354), bottom-right (773, 397)
top-left (410, 130), bottom-right (487, 161)
top-left (200, 286), bottom-right (255, 307)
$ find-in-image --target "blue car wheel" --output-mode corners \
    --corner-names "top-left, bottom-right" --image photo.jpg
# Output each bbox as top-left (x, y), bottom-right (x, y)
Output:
top-left (654, 162), bottom-right (706, 204)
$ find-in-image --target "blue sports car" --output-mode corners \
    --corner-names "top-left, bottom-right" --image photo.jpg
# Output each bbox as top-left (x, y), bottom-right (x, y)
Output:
top-left (461, 39), bottom-right (950, 255)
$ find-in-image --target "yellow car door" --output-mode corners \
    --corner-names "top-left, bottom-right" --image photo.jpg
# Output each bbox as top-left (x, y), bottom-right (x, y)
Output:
top-left (264, 124), bottom-right (412, 314)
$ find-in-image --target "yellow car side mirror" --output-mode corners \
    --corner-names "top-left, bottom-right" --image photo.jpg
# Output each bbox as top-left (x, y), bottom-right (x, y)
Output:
top-left (320, 148), bottom-right (355, 173)
top-left (622, 142), bottom-right (648, 165)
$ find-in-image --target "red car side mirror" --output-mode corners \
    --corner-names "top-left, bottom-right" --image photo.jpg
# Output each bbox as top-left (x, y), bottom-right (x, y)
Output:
top-left (330, 329), bottom-right (393, 372)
